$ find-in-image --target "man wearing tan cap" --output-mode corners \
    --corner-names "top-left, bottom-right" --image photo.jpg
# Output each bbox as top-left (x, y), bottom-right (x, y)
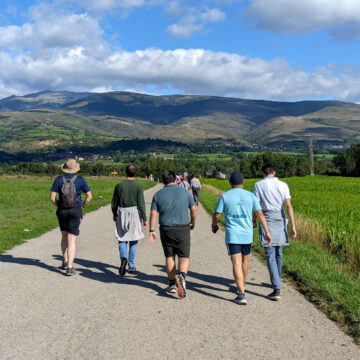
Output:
top-left (50, 159), bottom-right (92, 276)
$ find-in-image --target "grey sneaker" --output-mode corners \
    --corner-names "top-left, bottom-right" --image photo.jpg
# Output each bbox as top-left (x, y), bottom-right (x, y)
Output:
top-left (66, 267), bottom-right (76, 276)
top-left (268, 290), bottom-right (281, 301)
top-left (234, 293), bottom-right (247, 305)
top-left (164, 284), bottom-right (177, 294)
top-left (175, 274), bottom-right (187, 298)
top-left (127, 266), bottom-right (136, 273)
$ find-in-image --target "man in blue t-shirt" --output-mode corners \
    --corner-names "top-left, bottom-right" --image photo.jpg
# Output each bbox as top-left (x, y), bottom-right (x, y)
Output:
top-left (50, 159), bottom-right (92, 276)
top-left (212, 172), bottom-right (272, 305)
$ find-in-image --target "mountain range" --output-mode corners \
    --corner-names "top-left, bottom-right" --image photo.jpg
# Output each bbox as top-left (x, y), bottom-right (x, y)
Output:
top-left (0, 90), bottom-right (359, 153)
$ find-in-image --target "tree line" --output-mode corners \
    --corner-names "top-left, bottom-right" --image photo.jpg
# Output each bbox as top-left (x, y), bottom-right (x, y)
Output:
top-left (3, 152), bottom-right (320, 179)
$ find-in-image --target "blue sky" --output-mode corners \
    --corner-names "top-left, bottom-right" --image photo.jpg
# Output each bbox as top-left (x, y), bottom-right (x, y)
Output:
top-left (1, 0), bottom-right (360, 102)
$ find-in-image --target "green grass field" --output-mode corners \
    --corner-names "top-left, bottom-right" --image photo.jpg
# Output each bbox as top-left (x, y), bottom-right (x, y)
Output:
top-left (0, 176), bottom-right (155, 254)
top-left (199, 176), bottom-right (360, 343)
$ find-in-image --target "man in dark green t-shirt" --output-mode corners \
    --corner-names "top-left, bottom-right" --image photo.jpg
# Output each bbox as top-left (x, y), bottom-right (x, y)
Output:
top-left (149, 170), bottom-right (197, 298)
top-left (111, 165), bottom-right (147, 275)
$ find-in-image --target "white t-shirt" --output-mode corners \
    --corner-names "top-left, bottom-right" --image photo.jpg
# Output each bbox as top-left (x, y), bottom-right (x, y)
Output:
top-left (253, 177), bottom-right (291, 211)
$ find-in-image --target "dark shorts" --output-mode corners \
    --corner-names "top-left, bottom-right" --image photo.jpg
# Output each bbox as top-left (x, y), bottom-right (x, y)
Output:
top-left (192, 188), bottom-right (200, 201)
top-left (56, 207), bottom-right (83, 236)
top-left (226, 243), bottom-right (252, 256)
top-left (160, 225), bottom-right (191, 258)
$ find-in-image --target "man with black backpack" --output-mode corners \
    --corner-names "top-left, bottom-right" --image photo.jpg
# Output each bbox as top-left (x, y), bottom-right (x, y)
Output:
top-left (50, 159), bottom-right (92, 276)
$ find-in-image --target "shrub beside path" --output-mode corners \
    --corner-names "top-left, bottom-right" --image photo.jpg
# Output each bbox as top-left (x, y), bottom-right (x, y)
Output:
top-left (0, 184), bottom-right (359, 360)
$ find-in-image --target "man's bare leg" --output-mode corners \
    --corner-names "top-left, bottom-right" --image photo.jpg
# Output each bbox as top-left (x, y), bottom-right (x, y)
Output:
top-left (67, 234), bottom-right (77, 269)
top-left (242, 254), bottom-right (250, 288)
top-left (178, 257), bottom-right (190, 274)
top-left (231, 253), bottom-right (245, 294)
top-left (166, 256), bottom-right (176, 280)
top-left (61, 231), bottom-right (68, 263)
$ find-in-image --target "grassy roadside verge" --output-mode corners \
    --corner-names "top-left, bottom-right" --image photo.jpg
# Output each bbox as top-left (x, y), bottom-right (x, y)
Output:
top-left (0, 176), bottom-right (156, 254)
top-left (200, 188), bottom-right (360, 344)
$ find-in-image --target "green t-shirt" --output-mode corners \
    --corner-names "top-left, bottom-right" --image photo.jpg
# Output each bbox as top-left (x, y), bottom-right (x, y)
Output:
top-left (151, 184), bottom-right (195, 226)
top-left (111, 180), bottom-right (146, 221)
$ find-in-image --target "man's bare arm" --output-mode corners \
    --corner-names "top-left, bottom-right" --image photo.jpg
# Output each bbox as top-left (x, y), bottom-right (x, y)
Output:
top-left (190, 205), bottom-right (197, 229)
top-left (285, 198), bottom-right (297, 238)
top-left (82, 191), bottom-right (93, 208)
top-left (50, 191), bottom-right (58, 207)
top-left (255, 209), bottom-right (272, 245)
top-left (149, 210), bottom-right (158, 242)
top-left (212, 213), bottom-right (221, 227)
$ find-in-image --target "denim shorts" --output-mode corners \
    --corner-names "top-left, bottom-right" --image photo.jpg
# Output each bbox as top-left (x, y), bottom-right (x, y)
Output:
top-left (226, 243), bottom-right (252, 256)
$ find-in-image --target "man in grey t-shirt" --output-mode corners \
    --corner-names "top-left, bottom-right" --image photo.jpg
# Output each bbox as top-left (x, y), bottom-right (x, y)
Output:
top-left (149, 171), bottom-right (197, 298)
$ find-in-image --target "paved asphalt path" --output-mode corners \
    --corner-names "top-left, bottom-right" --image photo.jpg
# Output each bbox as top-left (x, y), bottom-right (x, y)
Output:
top-left (1, 184), bottom-right (359, 360)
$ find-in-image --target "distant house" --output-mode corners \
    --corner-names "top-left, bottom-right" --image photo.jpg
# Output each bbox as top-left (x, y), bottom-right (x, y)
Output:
top-left (216, 172), bottom-right (226, 179)
top-left (205, 170), bottom-right (213, 178)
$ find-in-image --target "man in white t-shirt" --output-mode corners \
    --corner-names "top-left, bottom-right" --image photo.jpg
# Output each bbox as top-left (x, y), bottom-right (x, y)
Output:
top-left (253, 163), bottom-right (296, 301)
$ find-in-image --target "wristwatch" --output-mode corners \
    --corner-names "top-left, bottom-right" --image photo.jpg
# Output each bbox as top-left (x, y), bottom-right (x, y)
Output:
top-left (149, 230), bottom-right (155, 232)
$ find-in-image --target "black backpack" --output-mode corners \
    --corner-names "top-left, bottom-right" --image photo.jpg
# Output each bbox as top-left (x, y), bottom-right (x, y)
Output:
top-left (60, 175), bottom-right (78, 208)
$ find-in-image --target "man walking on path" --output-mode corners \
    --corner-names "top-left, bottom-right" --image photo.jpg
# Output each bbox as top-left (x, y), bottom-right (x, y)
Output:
top-left (112, 165), bottom-right (148, 275)
top-left (190, 174), bottom-right (201, 205)
top-left (253, 163), bottom-right (297, 301)
top-left (50, 159), bottom-right (93, 276)
top-left (149, 171), bottom-right (197, 298)
top-left (179, 176), bottom-right (190, 190)
top-left (212, 172), bottom-right (272, 305)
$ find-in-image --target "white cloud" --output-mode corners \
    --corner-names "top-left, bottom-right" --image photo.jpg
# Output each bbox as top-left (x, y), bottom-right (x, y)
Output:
top-left (167, 15), bottom-right (203, 37)
top-left (165, 1), bottom-right (185, 17)
top-left (0, 5), bottom-right (105, 51)
top-left (167, 6), bottom-right (226, 38)
top-left (79, 0), bottom-right (147, 12)
top-left (201, 8), bottom-right (226, 23)
top-left (245, 0), bottom-right (360, 35)
top-left (2, 44), bottom-right (360, 102)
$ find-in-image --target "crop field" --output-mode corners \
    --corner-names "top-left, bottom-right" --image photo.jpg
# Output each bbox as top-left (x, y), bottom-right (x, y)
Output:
top-left (200, 176), bottom-right (360, 342)
top-left (202, 176), bottom-right (360, 269)
top-left (0, 176), bottom-right (155, 254)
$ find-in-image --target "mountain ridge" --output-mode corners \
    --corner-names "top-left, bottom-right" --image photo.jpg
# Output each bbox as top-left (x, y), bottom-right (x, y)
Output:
top-left (0, 90), bottom-right (359, 151)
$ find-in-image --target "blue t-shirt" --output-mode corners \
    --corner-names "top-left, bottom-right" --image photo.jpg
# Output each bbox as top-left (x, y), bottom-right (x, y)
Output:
top-left (215, 188), bottom-right (262, 244)
top-left (51, 174), bottom-right (90, 207)
top-left (151, 185), bottom-right (195, 226)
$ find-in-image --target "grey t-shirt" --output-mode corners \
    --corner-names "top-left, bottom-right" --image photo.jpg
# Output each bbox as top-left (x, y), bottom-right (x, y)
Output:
top-left (151, 185), bottom-right (195, 226)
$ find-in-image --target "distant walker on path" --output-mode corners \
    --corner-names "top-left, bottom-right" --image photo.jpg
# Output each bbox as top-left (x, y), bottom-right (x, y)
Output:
top-left (149, 170), bottom-right (197, 298)
top-left (253, 163), bottom-right (297, 301)
top-left (190, 175), bottom-right (201, 206)
top-left (212, 172), bottom-right (272, 305)
top-left (111, 165), bottom-right (148, 275)
top-left (50, 159), bottom-right (93, 276)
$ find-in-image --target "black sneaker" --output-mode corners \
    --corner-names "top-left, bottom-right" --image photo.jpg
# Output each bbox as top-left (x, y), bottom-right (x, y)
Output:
top-left (59, 261), bottom-right (68, 270)
top-left (268, 290), bottom-right (281, 301)
top-left (119, 258), bottom-right (128, 276)
top-left (66, 267), bottom-right (76, 276)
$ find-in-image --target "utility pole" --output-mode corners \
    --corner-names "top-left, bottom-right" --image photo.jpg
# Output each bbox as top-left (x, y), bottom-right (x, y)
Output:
top-left (309, 137), bottom-right (314, 176)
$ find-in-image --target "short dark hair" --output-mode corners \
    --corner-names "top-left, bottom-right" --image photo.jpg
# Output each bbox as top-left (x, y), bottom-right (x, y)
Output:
top-left (229, 172), bottom-right (244, 186)
top-left (261, 163), bottom-right (276, 176)
top-left (126, 165), bottom-right (136, 177)
top-left (163, 170), bottom-right (176, 185)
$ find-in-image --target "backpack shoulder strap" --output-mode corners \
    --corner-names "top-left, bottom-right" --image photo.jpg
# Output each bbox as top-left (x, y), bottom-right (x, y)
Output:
top-left (62, 175), bottom-right (67, 184)
top-left (69, 175), bottom-right (77, 183)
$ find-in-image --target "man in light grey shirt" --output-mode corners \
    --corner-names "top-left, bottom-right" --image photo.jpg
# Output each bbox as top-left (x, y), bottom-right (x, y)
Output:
top-left (253, 163), bottom-right (296, 301)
